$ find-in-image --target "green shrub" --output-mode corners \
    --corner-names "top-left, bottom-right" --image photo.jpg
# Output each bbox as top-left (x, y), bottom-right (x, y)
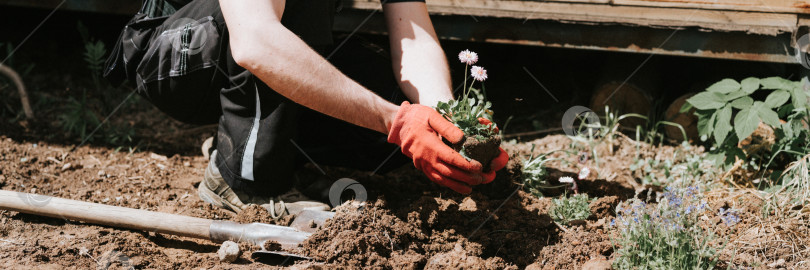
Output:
top-left (683, 77), bottom-right (810, 169)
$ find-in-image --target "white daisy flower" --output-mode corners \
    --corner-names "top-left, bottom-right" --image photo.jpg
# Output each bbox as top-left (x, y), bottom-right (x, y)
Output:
top-left (558, 176), bottom-right (574, 183)
top-left (458, 49), bottom-right (478, 65)
top-left (578, 167), bottom-right (590, 180)
top-left (471, 65), bottom-right (488, 82)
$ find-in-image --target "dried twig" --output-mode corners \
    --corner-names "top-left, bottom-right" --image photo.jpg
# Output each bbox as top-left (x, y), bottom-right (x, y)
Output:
top-left (0, 64), bottom-right (33, 119)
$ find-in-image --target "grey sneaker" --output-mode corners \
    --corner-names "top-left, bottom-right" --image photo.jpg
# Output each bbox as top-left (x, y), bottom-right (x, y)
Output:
top-left (197, 151), bottom-right (330, 219)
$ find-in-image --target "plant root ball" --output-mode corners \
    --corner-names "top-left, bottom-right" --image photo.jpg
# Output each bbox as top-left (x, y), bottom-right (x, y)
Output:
top-left (217, 240), bottom-right (241, 263)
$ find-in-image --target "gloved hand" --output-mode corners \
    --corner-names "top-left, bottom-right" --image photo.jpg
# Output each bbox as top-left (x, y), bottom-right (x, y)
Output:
top-left (477, 118), bottom-right (509, 184)
top-left (388, 101), bottom-right (484, 194)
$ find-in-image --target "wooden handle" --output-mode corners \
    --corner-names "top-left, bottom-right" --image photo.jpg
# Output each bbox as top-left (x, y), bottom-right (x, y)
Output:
top-left (0, 190), bottom-right (212, 240)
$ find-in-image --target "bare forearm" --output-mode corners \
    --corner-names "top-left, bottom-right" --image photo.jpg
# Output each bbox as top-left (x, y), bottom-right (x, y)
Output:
top-left (222, 2), bottom-right (398, 134)
top-left (385, 3), bottom-right (453, 107)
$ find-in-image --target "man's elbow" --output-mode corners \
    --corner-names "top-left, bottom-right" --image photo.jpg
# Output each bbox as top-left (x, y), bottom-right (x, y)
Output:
top-left (229, 39), bottom-right (260, 71)
top-left (228, 23), bottom-right (286, 71)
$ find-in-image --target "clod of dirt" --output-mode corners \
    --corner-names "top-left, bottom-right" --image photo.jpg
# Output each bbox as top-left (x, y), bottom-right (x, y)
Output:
top-left (453, 135), bottom-right (502, 171)
top-left (218, 241), bottom-right (241, 263)
top-left (589, 196), bottom-right (620, 220)
top-left (232, 204), bottom-right (294, 226)
top-left (263, 241), bottom-right (282, 251)
top-left (233, 205), bottom-right (274, 224)
top-left (425, 242), bottom-right (517, 270)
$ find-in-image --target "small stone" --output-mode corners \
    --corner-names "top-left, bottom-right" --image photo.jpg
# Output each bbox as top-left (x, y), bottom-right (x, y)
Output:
top-left (582, 257), bottom-right (612, 270)
top-left (61, 163), bottom-right (72, 171)
top-left (217, 240), bottom-right (240, 263)
top-left (20, 157), bottom-right (28, 163)
top-left (183, 161), bottom-right (191, 167)
top-left (149, 153), bottom-right (168, 161)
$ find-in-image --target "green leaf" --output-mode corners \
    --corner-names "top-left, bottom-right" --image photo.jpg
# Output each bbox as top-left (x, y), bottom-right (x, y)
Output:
top-left (740, 77), bottom-right (760, 94)
top-left (733, 108), bottom-right (760, 143)
top-left (706, 110), bottom-right (717, 136)
top-left (764, 90), bottom-right (791, 108)
top-left (792, 86), bottom-right (808, 109)
top-left (722, 90), bottom-right (748, 101)
top-left (713, 105), bottom-right (732, 145)
top-left (760, 77), bottom-right (794, 90)
top-left (706, 79), bottom-right (741, 94)
top-left (730, 96), bottom-right (753, 109)
top-left (755, 102), bottom-right (780, 126)
top-left (696, 111), bottom-right (712, 138)
top-left (679, 102), bottom-right (694, 113)
top-left (777, 103), bottom-right (795, 117)
top-left (686, 92), bottom-right (726, 110)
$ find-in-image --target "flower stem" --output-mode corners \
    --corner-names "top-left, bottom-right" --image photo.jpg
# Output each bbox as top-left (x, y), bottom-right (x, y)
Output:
top-left (463, 64), bottom-right (469, 100)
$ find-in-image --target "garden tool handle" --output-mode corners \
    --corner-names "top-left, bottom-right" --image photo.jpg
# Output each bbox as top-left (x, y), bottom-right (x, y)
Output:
top-left (0, 190), bottom-right (212, 239)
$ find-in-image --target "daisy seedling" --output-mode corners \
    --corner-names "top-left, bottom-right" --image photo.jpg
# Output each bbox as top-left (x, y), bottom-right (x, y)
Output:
top-left (436, 50), bottom-right (501, 170)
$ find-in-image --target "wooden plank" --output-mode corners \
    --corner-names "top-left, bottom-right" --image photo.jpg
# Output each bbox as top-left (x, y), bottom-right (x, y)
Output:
top-left (334, 8), bottom-right (798, 63)
top-left (347, 0), bottom-right (797, 35)
top-left (613, 0), bottom-right (810, 14)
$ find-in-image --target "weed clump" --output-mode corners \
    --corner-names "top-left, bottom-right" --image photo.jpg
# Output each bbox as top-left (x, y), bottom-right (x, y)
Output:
top-left (520, 147), bottom-right (562, 197)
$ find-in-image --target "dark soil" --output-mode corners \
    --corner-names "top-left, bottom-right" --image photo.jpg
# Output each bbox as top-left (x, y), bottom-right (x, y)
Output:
top-left (453, 135), bottom-right (502, 171)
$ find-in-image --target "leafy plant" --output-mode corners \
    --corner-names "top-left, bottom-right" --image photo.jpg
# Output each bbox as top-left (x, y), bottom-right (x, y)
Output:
top-left (549, 193), bottom-right (591, 224)
top-left (436, 50), bottom-right (496, 140)
top-left (683, 77), bottom-right (810, 168)
top-left (521, 146), bottom-right (564, 197)
top-left (59, 89), bottom-right (100, 139)
top-left (436, 88), bottom-right (495, 139)
top-left (58, 25), bottom-right (134, 146)
top-left (84, 39), bottom-right (107, 92)
top-left (610, 186), bottom-right (733, 270)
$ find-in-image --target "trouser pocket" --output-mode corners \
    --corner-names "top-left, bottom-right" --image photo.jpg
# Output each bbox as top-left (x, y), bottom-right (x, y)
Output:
top-left (135, 12), bottom-right (225, 125)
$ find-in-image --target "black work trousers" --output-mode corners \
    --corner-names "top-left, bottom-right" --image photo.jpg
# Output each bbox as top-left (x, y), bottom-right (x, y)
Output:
top-left (123, 0), bottom-right (409, 196)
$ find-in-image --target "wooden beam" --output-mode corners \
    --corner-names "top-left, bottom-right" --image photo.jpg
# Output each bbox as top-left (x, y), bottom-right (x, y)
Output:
top-left (613, 0), bottom-right (810, 15)
top-left (350, 0), bottom-right (797, 36)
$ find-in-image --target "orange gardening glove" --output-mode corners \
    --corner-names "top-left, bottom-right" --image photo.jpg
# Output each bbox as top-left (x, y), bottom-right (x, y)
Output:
top-left (477, 118), bottom-right (509, 184)
top-left (388, 102), bottom-right (485, 194)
